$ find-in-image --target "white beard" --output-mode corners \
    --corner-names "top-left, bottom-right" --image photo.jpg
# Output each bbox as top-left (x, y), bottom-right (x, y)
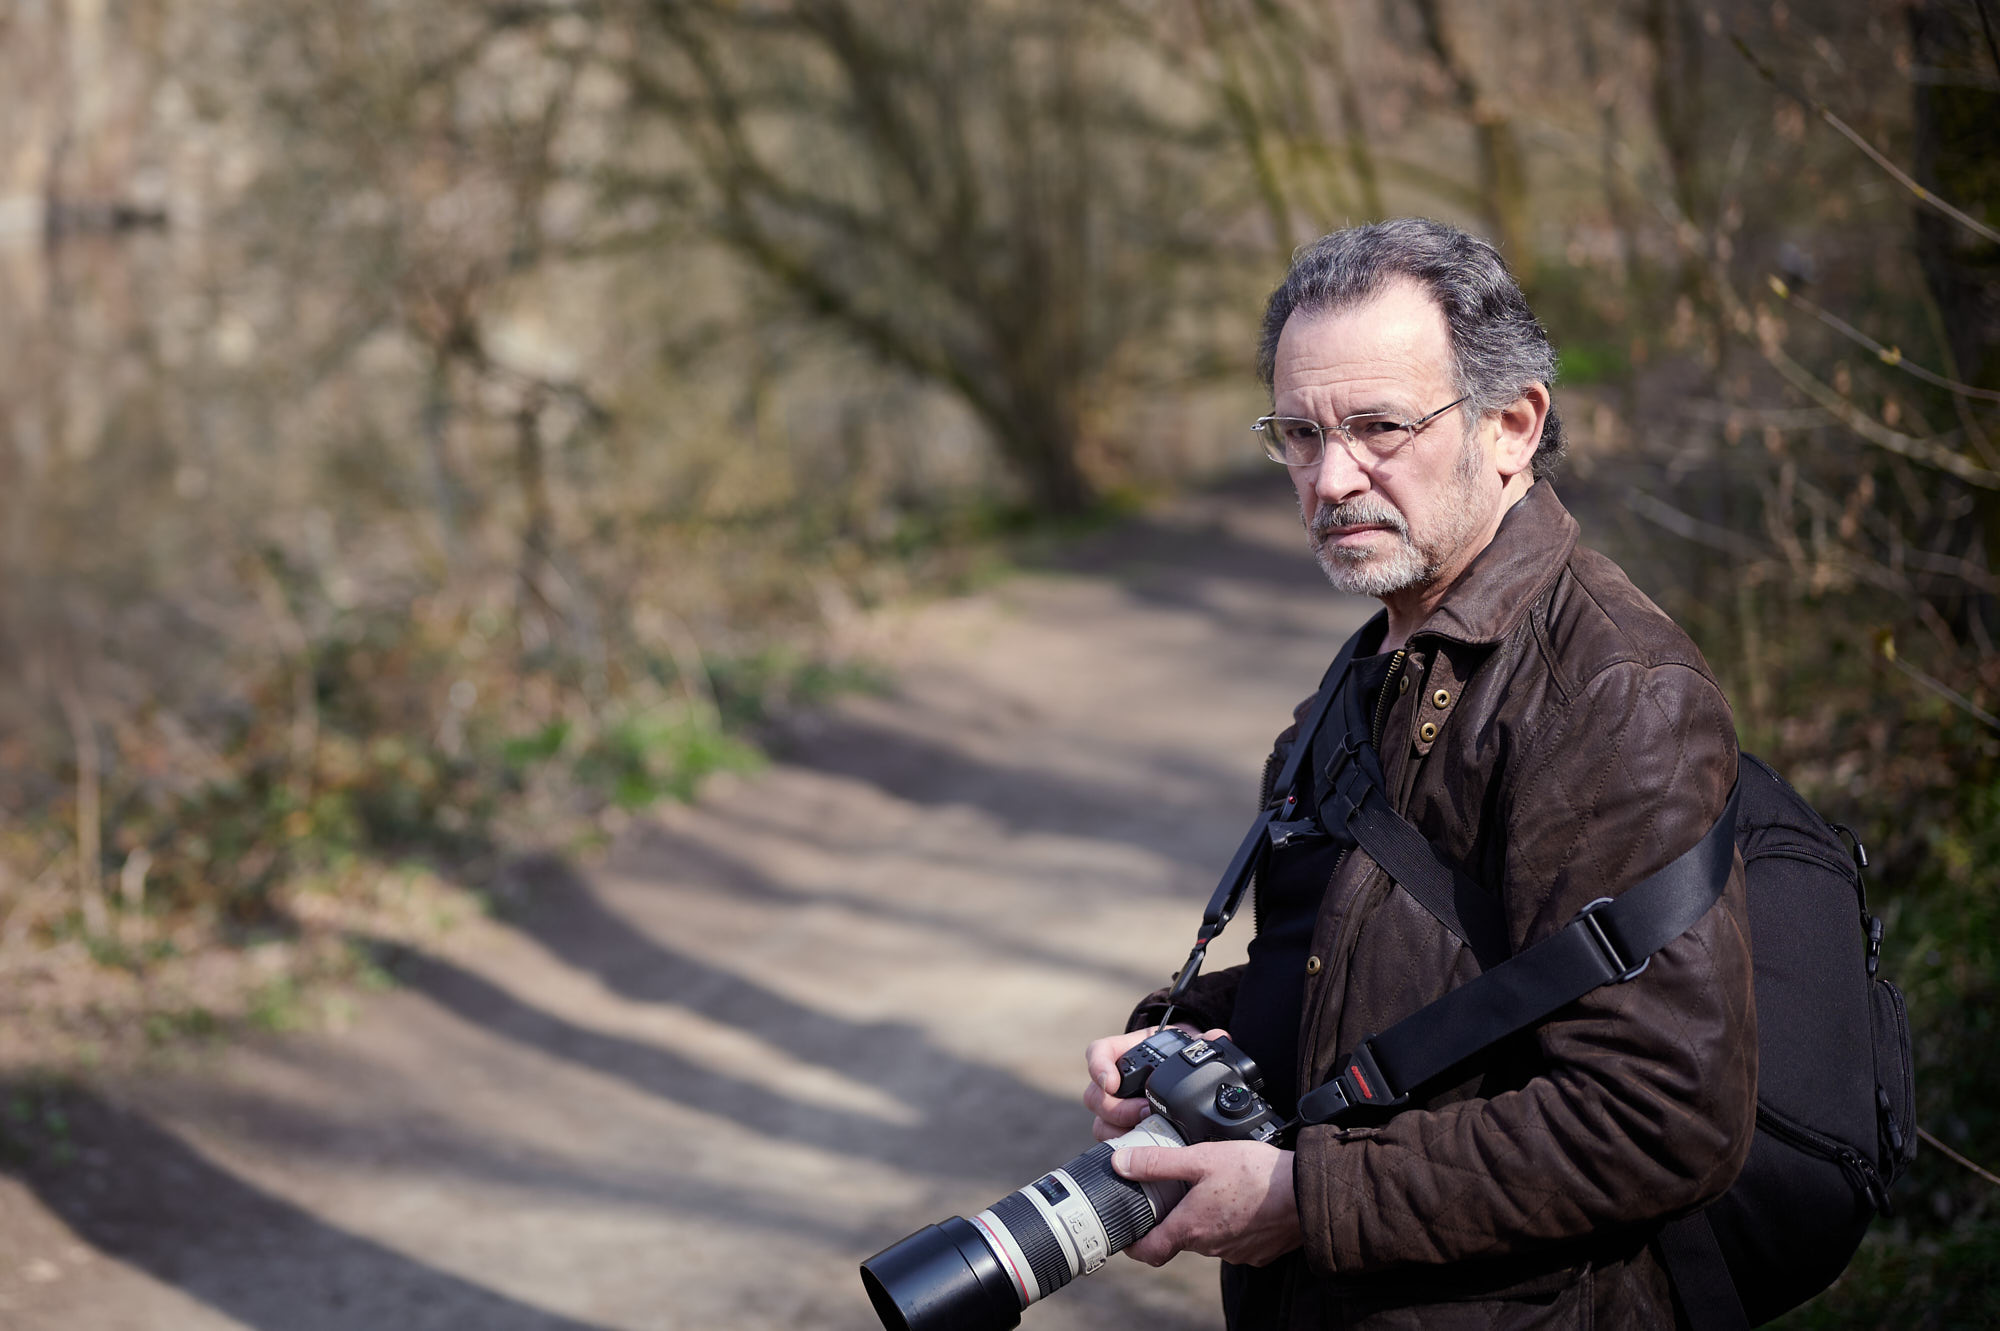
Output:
top-left (1305, 433), bottom-right (1488, 599)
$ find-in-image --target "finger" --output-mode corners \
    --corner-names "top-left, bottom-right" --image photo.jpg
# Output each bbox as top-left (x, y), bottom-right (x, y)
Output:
top-left (1093, 1117), bottom-right (1122, 1143)
top-left (1085, 1034), bottom-right (1140, 1093)
top-left (1202, 1028), bottom-right (1228, 1042)
top-left (1082, 1082), bottom-right (1148, 1126)
top-left (1122, 1224), bottom-right (1181, 1267)
top-left (1113, 1145), bottom-right (1208, 1183)
top-left (1100, 1100), bottom-right (1149, 1133)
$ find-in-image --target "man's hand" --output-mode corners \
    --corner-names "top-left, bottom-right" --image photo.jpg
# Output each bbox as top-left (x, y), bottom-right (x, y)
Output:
top-left (1081, 1026), bottom-right (1220, 1142)
top-left (1113, 1140), bottom-right (1301, 1268)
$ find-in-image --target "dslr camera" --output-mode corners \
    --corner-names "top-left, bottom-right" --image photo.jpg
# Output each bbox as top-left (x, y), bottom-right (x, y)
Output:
top-left (860, 1028), bottom-right (1283, 1331)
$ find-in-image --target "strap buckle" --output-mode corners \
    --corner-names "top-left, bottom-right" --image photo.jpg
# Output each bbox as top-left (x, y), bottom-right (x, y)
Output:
top-left (1296, 1039), bottom-right (1406, 1125)
top-left (1266, 793), bottom-right (1327, 849)
top-left (1338, 1040), bottom-right (1405, 1110)
top-left (1320, 744), bottom-right (1372, 829)
top-left (1575, 896), bottom-right (1651, 983)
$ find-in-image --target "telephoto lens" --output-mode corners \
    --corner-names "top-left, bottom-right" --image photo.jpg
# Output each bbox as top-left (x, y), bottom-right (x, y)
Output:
top-left (859, 1116), bottom-right (1188, 1331)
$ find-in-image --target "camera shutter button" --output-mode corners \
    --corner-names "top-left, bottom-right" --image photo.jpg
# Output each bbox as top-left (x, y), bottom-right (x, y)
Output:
top-left (1216, 1084), bottom-right (1256, 1118)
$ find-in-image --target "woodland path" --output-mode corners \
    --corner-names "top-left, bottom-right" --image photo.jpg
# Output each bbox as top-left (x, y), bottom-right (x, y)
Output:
top-left (0, 477), bottom-right (1375, 1331)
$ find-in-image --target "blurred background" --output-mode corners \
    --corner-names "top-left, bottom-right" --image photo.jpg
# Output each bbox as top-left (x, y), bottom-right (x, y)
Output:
top-left (1, 0), bottom-right (1995, 1325)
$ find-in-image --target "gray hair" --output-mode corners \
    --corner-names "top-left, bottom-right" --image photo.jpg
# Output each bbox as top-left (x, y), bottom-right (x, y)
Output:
top-left (1257, 218), bottom-right (1565, 479)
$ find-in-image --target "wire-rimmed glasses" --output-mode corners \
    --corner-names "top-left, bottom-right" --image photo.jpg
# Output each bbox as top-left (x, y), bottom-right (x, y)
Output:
top-left (1253, 395), bottom-right (1471, 468)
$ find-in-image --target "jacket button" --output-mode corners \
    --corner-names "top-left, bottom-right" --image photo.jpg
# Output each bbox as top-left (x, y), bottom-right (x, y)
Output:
top-left (1305, 955), bottom-right (1322, 976)
top-left (1419, 721), bottom-right (1438, 743)
top-left (1433, 689), bottom-right (1451, 708)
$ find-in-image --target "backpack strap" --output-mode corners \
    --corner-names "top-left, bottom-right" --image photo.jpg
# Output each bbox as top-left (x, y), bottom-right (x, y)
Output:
top-left (1655, 1213), bottom-right (1751, 1331)
top-left (1295, 780), bottom-right (1740, 1125)
top-left (1317, 749), bottom-right (1510, 969)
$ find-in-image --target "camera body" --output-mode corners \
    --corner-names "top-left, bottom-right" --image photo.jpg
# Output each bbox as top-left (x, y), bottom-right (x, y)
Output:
top-left (860, 1028), bottom-right (1283, 1331)
top-left (1114, 1027), bottom-right (1284, 1147)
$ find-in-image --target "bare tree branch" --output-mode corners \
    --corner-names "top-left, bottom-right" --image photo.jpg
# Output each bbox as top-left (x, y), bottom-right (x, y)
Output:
top-left (1767, 275), bottom-right (2000, 404)
top-left (1733, 33), bottom-right (2000, 247)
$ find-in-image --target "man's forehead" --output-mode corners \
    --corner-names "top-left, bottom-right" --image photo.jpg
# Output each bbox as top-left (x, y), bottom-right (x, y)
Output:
top-left (1272, 281), bottom-right (1453, 399)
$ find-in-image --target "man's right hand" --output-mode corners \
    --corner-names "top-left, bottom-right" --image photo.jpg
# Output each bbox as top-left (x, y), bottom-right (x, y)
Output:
top-left (1082, 1025), bottom-right (1225, 1142)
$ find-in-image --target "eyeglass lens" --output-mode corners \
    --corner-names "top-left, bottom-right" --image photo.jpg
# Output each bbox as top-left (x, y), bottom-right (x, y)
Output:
top-left (1258, 414), bottom-right (1412, 466)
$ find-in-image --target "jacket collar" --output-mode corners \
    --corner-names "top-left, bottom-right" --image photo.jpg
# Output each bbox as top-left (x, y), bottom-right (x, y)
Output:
top-left (1410, 480), bottom-right (1577, 647)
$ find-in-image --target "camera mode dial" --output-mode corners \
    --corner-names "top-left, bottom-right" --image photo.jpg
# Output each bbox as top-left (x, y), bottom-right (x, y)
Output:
top-left (1214, 1084), bottom-right (1257, 1119)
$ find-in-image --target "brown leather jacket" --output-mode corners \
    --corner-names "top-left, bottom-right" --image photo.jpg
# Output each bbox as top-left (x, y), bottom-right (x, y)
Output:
top-left (1136, 484), bottom-right (1757, 1328)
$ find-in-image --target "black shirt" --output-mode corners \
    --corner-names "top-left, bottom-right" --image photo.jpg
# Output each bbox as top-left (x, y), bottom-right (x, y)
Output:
top-left (1228, 640), bottom-right (1396, 1118)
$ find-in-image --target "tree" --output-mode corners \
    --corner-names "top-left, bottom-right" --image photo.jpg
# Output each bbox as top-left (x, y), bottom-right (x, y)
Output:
top-left (609, 0), bottom-right (1226, 513)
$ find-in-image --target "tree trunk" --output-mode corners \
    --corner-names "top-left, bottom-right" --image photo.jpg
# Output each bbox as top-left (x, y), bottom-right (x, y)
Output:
top-left (1410, 0), bottom-right (1534, 282)
top-left (1909, 0), bottom-right (2000, 613)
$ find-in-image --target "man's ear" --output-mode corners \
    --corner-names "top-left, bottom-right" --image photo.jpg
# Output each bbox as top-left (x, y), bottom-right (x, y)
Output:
top-left (1492, 382), bottom-right (1548, 480)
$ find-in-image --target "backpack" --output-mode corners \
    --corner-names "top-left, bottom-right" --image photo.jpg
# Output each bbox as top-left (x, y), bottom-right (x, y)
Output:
top-left (1166, 639), bottom-right (1918, 1330)
top-left (1659, 753), bottom-right (1917, 1327)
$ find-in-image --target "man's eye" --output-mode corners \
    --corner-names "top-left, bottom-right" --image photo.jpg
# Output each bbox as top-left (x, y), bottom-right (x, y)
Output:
top-left (1282, 424), bottom-right (1320, 444)
top-left (1350, 417), bottom-right (1405, 438)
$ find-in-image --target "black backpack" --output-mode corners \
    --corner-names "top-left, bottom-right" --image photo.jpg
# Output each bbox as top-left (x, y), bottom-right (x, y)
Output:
top-left (1662, 753), bottom-right (1917, 1327)
top-left (1164, 640), bottom-right (1918, 1329)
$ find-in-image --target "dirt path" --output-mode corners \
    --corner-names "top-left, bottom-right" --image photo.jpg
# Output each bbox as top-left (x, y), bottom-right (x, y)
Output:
top-left (0, 480), bottom-right (1373, 1331)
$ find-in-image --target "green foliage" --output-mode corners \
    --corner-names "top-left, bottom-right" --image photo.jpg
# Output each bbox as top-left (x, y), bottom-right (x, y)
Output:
top-left (0, 1085), bottom-right (77, 1169)
top-left (142, 1006), bottom-right (220, 1047)
top-left (707, 648), bottom-right (893, 731)
top-left (1774, 1220), bottom-right (2000, 1330)
top-left (570, 710), bottom-right (764, 809)
top-left (5, 584), bottom-right (873, 970)
top-left (1553, 341), bottom-right (1631, 387)
top-left (248, 975), bottom-right (308, 1032)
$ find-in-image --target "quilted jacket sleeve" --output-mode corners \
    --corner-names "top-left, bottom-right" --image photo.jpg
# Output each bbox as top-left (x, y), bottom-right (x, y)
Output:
top-left (1292, 658), bottom-right (1757, 1272)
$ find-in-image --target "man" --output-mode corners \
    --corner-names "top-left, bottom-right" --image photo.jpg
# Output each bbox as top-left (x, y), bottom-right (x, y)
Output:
top-left (1081, 218), bottom-right (1756, 1328)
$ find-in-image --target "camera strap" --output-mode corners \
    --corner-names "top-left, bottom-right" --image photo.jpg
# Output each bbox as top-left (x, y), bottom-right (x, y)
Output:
top-left (1311, 710), bottom-right (1510, 968)
top-left (1158, 630), bottom-right (1365, 1016)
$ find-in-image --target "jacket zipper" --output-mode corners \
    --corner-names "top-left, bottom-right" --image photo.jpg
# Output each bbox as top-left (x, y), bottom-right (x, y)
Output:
top-left (1370, 648), bottom-right (1409, 749)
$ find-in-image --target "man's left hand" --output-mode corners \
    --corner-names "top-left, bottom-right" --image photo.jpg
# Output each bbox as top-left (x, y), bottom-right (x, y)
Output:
top-left (1113, 1141), bottom-right (1301, 1268)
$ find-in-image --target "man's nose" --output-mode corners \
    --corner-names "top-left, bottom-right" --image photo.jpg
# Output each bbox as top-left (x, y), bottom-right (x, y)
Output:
top-left (1313, 440), bottom-right (1369, 506)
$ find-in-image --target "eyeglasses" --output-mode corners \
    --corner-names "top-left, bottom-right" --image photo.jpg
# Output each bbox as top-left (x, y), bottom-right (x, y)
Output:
top-left (1253, 395), bottom-right (1471, 468)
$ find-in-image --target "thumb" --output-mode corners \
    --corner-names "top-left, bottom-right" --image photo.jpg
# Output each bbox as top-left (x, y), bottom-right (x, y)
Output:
top-left (1112, 1145), bottom-right (1204, 1183)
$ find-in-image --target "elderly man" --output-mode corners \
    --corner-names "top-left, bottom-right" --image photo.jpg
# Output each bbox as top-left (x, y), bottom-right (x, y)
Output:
top-left (1083, 219), bottom-right (1756, 1328)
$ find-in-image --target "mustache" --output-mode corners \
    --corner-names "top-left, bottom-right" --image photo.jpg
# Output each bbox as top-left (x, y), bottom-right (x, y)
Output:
top-left (1309, 499), bottom-right (1409, 541)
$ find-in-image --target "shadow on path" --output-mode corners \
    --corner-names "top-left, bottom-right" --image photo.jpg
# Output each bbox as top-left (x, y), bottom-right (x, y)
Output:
top-left (164, 1069), bottom-right (882, 1252)
top-left (0, 1085), bottom-right (619, 1331)
top-left (375, 865), bottom-right (1095, 1186)
top-left (776, 707), bottom-right (1250, 863)
top-left (605, 826), bottom-right (1169, 992)
top-left (1025, 477), bottom-right (1336, 632)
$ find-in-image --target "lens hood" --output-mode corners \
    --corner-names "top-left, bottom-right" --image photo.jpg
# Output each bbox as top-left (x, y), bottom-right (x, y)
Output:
top-left (860, 1215), bottom-right (1022, 1331)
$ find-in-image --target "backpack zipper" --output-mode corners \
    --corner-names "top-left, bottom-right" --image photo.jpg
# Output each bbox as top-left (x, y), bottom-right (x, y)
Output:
top-left (1746, 846), bottom-right (1883, 973)
top-left (1755, 1103), bottom-right (1892, 1214)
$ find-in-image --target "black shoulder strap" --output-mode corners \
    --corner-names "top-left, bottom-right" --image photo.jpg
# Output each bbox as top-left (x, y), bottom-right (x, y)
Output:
top-left (1296, 780), bottom-right (1740, 1125)
top-left (1317, 754), bottom-right (1510, 969)
top-left (1655, 1213), bottom-right (1751, 1331)
top-left (1158, 623), bottom-right (1370, 1011)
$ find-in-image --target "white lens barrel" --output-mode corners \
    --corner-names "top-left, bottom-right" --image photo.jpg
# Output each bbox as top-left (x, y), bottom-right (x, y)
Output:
top-left (969, 1114), bottom-right (1188, 1310)
top-left (1106, 1113), bottom-right (1190, 1225)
